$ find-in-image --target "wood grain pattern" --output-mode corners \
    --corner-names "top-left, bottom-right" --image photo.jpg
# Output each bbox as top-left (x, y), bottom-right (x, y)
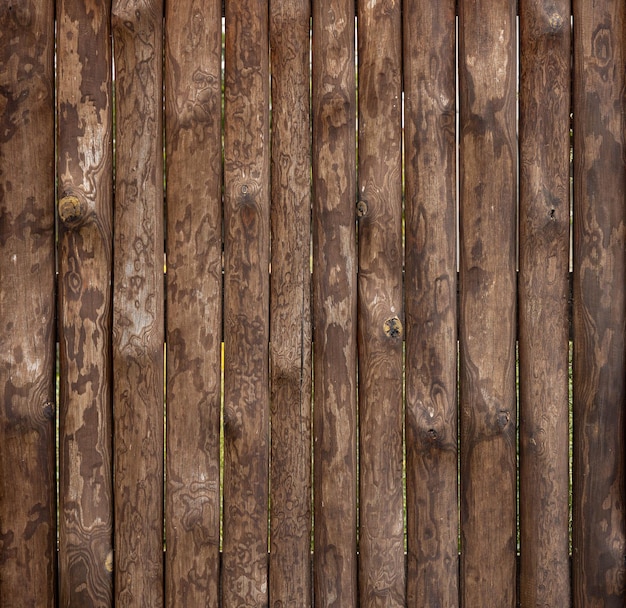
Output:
top-left (518, 1), bottom-right (571, 606)
top-left (269, 0), bottom-right (312, 606)
top-left (164, 1), bottom-right (222, 605)
top-left (111, 1), bottom-right (164, 605)
top-left (0, 2), bottom-right (56, 606)
top-left (312, 0), bottom-right (358, 605)
top-left (56, 1), bottom-right (114, 605)
top-left (403, 0), bottom-right (458, 605)
top-left (572, 1), bottom-right (626, 605)
top-left (458, 1), bottom-right (517, 606)
top-left (356, 1), bottom-right (404, 606)
top-left (222, 0), bottom-right (270, 605)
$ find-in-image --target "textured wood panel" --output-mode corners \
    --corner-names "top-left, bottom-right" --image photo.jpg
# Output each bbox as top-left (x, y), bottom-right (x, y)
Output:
top-left (403, 0), bottom-right (459, 605)
top-left (56, 0), bottom-right (114, 605)
top-left (164, 0), bottom-right (223, 605)
top-left (0, 2), bottom-right (56, 606)
top-left (3, 3), bottom-right (626, 606)
top-left (518, 1), bottom-right (571, 606)
top-left (111, 1), bottom-right (164, 605)
top-left (572, 0), bottom-right (626, 605)
top-left (458, 0), bottom-right (518, 605)
top-left (312, 0), bottom-right (358, 605)
top-left (221, 0), bottom-right (270, 604)
top-left (269, 0), bottom-right (313, 605)
top-left (356, 0), bottom-right (404, 605)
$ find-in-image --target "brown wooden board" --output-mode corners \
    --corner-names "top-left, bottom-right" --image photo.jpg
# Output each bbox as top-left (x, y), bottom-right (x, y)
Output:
top-left (164, 0), bottom-right (223, 605)
top-left (269, 0), bottom-right (313, 605)
top-left (0, 2), bottom-right (56, 605)
top-left (111, 1), bottom-right (164, 605)
top-left (221, 0), bottom-right (270, 604)
top-left (403, 0), bottom-right (459, 605)
top-left (572, 0), bottom-right (626, 604)
top-left (56, 0), bottom-right (114, 605)
top-left (458, 1), bottom-right (518, 606)
top-left (356, 0), bottom-right (404, 605)
top-left (518, 1), bottom-right (571, 606)
top-left (312, 0), bottom-right (358, 605)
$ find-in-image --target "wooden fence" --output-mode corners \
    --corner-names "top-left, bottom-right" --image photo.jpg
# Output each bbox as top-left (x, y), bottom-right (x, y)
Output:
top-left (0, 0), bottom-right (624, 606)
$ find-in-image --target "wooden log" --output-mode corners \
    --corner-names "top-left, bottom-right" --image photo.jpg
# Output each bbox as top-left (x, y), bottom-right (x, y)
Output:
top-left (111, 1), bottom-right (164, 605)
top-left (356, 0), bottom-right (404, 605)
top-left (269, 0), bottom-right (312, 605)
top-left (0, 2), bottom-right (56, 606)
top-left (222, 0), bottom-right (270, 604)
top-left (572, 0), bottom-right (626, 605)
top-left (518, 1), bottom-right (571, 606)
top-left (312, 0), bottom-right (358, 604)
top-left (458, 1), bottom-right (518, 606)
top-left (403, 0), bottom-right (458, 605)
top-left (164, 0), bottom-right (222, 605)
top-left (56, 0), bottom-right (114, 605)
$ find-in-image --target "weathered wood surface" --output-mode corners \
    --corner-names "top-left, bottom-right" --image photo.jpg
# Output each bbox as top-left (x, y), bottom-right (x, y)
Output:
top-left (458, 1), bottom-right (518, 606)
top-left (111, 1), bottom-right (164, 605)
top-left (269, 0), bottom-right (312, 606)
top-left (56, 1), bottom-right (114, 606)
top-left (518, 1), bottom-right (571, 606)
top-left (356, 0), bottom-right (404, 606)
top-left (312, 0), bottom-right (358, 605)
top-left (4, 3), bottom-right (626, 606)
top-left (222, 0), bottom-right (270, 604)
top-left (403, 0), bottom-right (458, 605)
top-left (572, 0), bottom-right (626, 605)
top-left (164, 0), bottom-right (222, 605)
top-left (0, 2), bottom-right (56, 607)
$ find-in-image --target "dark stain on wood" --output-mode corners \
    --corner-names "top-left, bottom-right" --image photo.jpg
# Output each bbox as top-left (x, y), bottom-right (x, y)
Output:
top-left (112, 1), bottom-right (165, 605)
top-left (164, 0), bottom-right (223, 604)
top-left (221, 0), bottom-right (271, 604)
top-left (269, 0), bottom-right (313, 605)
top-left (0, 1), bottom-right (57, 606)
top-left (56, 0), bottom-right (114, 604)
top-left (459, 0), bottom-right (518, 606)
top-left (404, 0), bottom-right (459, 605)
top-left (572, 0), bottom-right (626, 605)
top-left (312, 0), bottom-right (358, 604)
top-left (357, 0), bottom-right (405, 605)
top-left (518, 0), bottom-right (572, 606)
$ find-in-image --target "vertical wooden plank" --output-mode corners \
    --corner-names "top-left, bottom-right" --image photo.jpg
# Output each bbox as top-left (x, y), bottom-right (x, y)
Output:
top-left (0, 2), bottom-right (56, 606)
top-left (222, 0), bottom-right (270, 604)
top-left (111, 1), bottom-right (164, 605)
top-left (164, 0), bottom-right (222, 605)
top-left (356, 0), bottom-right (404, 605)
top-left (403, 0), bottom-right (458, 605)
top-left (518, 1), bottom-right (571, 606)
top-left (312, 0), bottom-right (358, 604)
top-left (572, 0), bottom-right (626, 605)
top-left (56, 0), bottom-right (114, 605)
top-left (269, 0), bottom-right (312, 605)
top-left (458, 1), bottom-right (517, 606)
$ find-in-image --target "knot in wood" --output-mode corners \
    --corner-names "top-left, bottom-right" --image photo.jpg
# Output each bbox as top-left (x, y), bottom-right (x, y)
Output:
top-left (547, 12), bottom-right (564, 32)
top-left (58, 195), bottom-right (83, 224)
top-left (383, 316), bottom-right (402, 339)
top-left (356, 200), bottom-right (368, 217)
top-left (105, 551), bottom-right (113, 573)
top-left (42, 401), bottom-right (55, 420)
top-left (497, 409), bottom-right (511, 430)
